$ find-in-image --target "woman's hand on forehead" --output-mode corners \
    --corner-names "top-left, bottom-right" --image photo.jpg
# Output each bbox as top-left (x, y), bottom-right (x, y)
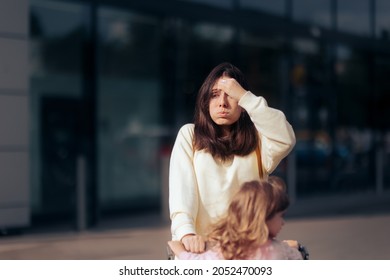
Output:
top-left (217, 78), bottom-right (247, 101)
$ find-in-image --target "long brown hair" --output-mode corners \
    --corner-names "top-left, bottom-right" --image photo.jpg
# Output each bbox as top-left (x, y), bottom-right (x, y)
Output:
top-left (193, 62), bottom-right (258, 160)
top-left (207, 177), bottom-right (290, 260)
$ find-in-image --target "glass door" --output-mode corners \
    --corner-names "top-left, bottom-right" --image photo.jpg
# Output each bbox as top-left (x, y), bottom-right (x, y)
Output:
top-left (96, 7), bottom-right (165, 217)
top-left (30, 0), bottom-right (86, 227)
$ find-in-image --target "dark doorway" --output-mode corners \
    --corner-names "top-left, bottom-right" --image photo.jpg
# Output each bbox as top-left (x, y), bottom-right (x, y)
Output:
top-left (40, 97), bottom-right (80, 225)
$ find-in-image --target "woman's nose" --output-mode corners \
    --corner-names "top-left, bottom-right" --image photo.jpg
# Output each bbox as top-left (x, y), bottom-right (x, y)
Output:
top-left (218, 93), bottom-right (228, 107)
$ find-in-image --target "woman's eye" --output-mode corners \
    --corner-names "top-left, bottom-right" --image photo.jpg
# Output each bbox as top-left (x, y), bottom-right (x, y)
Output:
top-left (211, 92), bottom-right (219, 98)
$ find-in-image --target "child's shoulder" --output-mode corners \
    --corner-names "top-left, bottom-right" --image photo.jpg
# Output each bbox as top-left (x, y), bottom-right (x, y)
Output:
top-left (271, 240), bottom-right (303, 260)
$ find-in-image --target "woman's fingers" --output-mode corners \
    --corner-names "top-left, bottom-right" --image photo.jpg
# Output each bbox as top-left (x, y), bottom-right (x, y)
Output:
top-left (218, 78), bottom-right (246, 100)
top-left (181, 235), bottom-right (206, 253)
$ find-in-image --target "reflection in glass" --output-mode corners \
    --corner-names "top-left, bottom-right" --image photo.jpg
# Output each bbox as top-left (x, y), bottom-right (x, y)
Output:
top-left (179, 21), bottom-right (235, 122)
top-left (374, 56), bottom-right (390, 189)
top-left (336, 44), bottom-right (370, 125)
top-left (239, 30), bottom-right (284, 105)
top-left (289, 38), bottom-right (335, 194)
top-left (239, 0), bottom-right (285, 16)
top-left (238, 29), bottom-right (287, 179)
top-left (292, 0), bottom-right (331, 28)
top-left (376, 0), bottom-right (390, 39)
top-left (293, 38), bottom-right (320, 55)
top-left (99, 9), bottom-right (160, 78)
top-left (30, 0), bottom-right (85, 221)
top-left (179, 0), bottom-right (233, 9)
top-left (334, 44), bottom-right (375, 190)
top-left (30, 0), bottom-right (84, 75)
top-left (337, 0), bottom-right (370, 36)
top-left (193, 23), bottom-right (234, 43)
top-left (97, 8), bottom-right (164, 214)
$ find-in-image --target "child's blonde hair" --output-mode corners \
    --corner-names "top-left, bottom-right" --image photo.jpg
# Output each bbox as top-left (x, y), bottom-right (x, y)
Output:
top-left (207, 176), bottom-right (289, 260)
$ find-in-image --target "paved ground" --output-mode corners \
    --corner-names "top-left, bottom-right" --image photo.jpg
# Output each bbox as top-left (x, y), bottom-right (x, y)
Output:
top-left (0, 190), bottom-right (389, 260)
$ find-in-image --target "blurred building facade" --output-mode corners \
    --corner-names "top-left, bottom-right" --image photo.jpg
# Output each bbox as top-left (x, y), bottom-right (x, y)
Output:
top-left (1, 0), bottom-right (390, 231)
top-left (0, 1), bottom-right (30, 230)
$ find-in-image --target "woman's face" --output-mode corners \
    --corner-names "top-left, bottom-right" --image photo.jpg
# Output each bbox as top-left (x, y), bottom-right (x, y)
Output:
top-left (266, 211), bottom-right (285, 238)
top-left (209, 77), bottom-right (242, 129)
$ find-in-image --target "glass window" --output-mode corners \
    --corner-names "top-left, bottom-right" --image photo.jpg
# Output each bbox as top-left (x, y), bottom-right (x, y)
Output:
top-left (179, 21), bottom-right (236, 122)
top-left (98, 9), bottom-right (161, 78)
top-left (375, 56), bottom-right (390, 189)
top-left (238, 29), bottom-right (288, 180)
top-left (293, 0), bottom-right (331, 28)
top-left (179, 0), bottom-right (233, 9)
top-left (337, 0), bottom-right (370, 36)
top-left (30, 0), bottom-right (84, 75)
top-left (376, 0), bottom-right (390, 39)
top-left (239, 0), bottom-right (285, 16)
top-left (97, 8), bottom-right (164, 214)
top-left (334, 44), bottom-right (375, 191)
top-left (290, 38), bottom-right (335, 195)
top-left (30, 0), bottom-right (86, 222)
top-left (335, 45), bottom-right (371, 127)
top-left (385, 131), bottom-right (390, 189)
top-left (239, 30), bottom-right (284, 106)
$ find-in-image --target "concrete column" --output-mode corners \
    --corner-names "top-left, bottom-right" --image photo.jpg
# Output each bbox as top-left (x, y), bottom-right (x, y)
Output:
top-left (161, 154), bottom-right (170, 223)
top-left (287, 151), bottom-right (297, 204)
top-left (0, 0), bottom-right (30, 229)
top-left (76, 156), bottom-right (87, 231)
top-left (375, 132), bottom-right (384, 194)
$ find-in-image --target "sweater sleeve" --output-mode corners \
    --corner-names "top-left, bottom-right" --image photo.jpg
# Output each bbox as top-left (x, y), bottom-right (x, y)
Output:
top-left (169, 124), bottom-right (199, 241)
top-left (238, 91), bottom-right (296, 174)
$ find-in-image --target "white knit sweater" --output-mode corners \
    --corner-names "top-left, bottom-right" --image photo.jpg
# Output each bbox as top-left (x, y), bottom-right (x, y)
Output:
top-left (169, 91), bottom-right (295, 241)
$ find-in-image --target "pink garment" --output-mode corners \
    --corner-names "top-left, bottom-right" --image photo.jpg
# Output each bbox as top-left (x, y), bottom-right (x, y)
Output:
top-left (178, 239), bottom-right (303, 260)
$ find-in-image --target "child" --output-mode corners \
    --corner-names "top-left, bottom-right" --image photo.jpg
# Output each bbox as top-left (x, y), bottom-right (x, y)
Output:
top-left (168, 176), bottom-right (304, 260)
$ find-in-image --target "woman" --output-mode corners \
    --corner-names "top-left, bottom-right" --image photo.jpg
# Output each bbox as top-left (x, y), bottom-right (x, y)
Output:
top-left (169, 62), bottom-right (295, 253)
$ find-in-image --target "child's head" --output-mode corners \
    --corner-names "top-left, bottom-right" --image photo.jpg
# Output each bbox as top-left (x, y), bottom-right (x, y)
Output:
top-left (266, 176), bottom-right (290, 238)
top-left (226, 177), bottom-right (289, 239)
top-left (208, 176), bottom-right (290, 259)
